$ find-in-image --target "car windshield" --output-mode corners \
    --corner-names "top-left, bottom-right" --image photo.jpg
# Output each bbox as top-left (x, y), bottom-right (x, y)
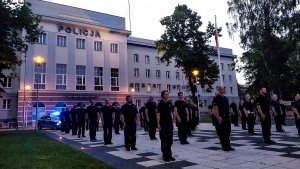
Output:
top-left (50, 115), bottom-right (59, 120)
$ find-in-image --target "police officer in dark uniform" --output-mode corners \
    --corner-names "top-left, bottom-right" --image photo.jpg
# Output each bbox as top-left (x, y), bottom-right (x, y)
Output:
top-left (244, 94), bottom-right (256, 135)
top-left (121, 95), bottom-right (139, 151)
top-left (185, 97), bottom-right (193, 136)
top-left (59, 109), bottom-right (65, 133)
top-left (77, 102), bottom-right (86, 138)
top-left (174, 92), bottom-right (189, 144)
top-left (291, 94), bottom-right (300, 139)
top-left (145, 96), bottom-right (157, 140)
top-left (70, 105), bottom-right (78, 135)
top-left (271, 94), bottom-right (284, 132)
top-left (230, 101), bottom-right (239, 126)
top-left (256, 87), bottom-right (276, 144)
top-left (63, 108), bottom-right (71, 134)
top-left (113, 102), bottom-right (121, 134)
top-left (157, 90), bottom-right (178, 162)
top-left (102, 99), bottom-right (114, 144)
top-left (87, 100), bottom-right (99, 141)
top-left (280, 100), bottom-right (286, 125)
top-left (139, 104), bottom-right (148, 132)
top-left (212, 86), bottom-right (234, 151)
top-left (239, 100), bottom-right (247, 130)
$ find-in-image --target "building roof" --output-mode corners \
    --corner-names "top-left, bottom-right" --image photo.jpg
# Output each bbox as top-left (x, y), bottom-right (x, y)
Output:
top-left (27, 0), bottom-right (129, 33)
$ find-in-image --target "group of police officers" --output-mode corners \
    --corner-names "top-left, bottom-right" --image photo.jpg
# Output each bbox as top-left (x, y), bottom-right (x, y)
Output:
top-left (58, 86), bottom-right (300, 162)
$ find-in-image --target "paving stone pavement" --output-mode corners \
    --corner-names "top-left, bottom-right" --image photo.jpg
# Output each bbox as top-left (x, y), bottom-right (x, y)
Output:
top-left (47, 123), bottom-right (300, 169)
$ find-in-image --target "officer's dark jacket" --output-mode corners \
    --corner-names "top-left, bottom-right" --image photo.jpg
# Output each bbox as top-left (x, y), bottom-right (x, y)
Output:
top-left (102, 105), bottom-right (114, 125)
top-left (212, 94), bottom-right (230, 118)
top-left (146, 101), bottom-right (157, 119)
top-left (291, 100), bottom-right (300, 118)
top-left (256, 94), bottom-right (271, 117)
top-left (157, 100), bottom-right (173, 126)
top-left (121, 103), bottom-right (138, 124)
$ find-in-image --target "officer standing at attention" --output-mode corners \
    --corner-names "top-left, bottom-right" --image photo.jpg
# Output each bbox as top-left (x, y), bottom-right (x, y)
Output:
top-left (157, 90), bottom-right (179, 162)
top-left (239, 100), bottom-right (247, 130)
top-left (145, 96), bottom-right (157, 140)
top-left (113, 102), bottom-right (121, 134)
top-left (63, 108), bottom-right (71, 134)
top-left (121, 95), bottom-right (139, 151)
top-left (59, 109), bottom-right (65, 133)
top-left (271, 94), bottom-right (285, 132)
top-left (256, 87), bottom-right (276, 144)
top-left (102, 99), bottom-right (114, 145)
top-left (243, 94), bottom-right (256, 135)
top-left (70, 105), bottom-right (78, 135)
top-left (212, 86), bottom-right (234, 151)
top-left (174, 92), bottom-right (189, 144)
top-left (229, 100), bottom-right (239, 127)
top-left (291, 94), bottom-right (300, 139)
top-left (87, 100), bottom-right (99, 141)
top-left (77, 102), bottom-right (87, 138)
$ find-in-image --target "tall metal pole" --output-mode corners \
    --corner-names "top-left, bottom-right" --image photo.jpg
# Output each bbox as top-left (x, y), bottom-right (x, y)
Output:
top-left (215, 15), bottom-right (223, 86)
top-left (23, 50), bottom-right (27, 129)
top-left (128, 0), bottom-right (132, 31)
top-left (35, 63), bottom-right (40, 133)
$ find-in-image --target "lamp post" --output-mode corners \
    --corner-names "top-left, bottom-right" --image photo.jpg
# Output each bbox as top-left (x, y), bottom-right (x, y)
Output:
top-left (25, 85), bottom-right (30, 128)
top-left (131, 88), bottom-right (135, 105)
top-left (33, 56), bottom-right (45, 133)
top-left (192, 70), bottom-right (200, 117)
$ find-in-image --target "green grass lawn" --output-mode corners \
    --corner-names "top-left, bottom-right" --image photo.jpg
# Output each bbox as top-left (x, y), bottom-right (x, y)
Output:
top-left (200, 115), bottom-right (212, 123)
top-left (0, 130), bottom-right (112, 169)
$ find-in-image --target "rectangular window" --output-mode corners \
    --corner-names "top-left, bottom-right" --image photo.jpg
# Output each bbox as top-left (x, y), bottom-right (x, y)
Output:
top-left (145, 55), bottom-right (150, 64)
top-left (110, 43), bottom-right (118, 53)
top-left (135, 99), bottom-right (141, 107)
top-left (166, 71), bottom-right (170, 79)
top-left (146, 83), bottom-right (151, 92)
top-left (76, 65), bottom-right (86, 90)
top-left (134, 54), bottom-right (139, 63)
top-left (155, 57), bottom-right (160, 65)
top-left (56, 64), bottom-right (67, 90)
top-left (2, 99), bottom-right (11, 110)
top-left (221, 63), bottom-right (224, 70)
top-left (156, 70), bottom-right (161, 78)
top-left (228, 64), bottom-right (231, 71)
top-left (134, 68), bottom-right (139, 77)
top-left (34, 63), bottom-right (46, 89)
top-left (156, 84), bottom-right (161, 92)
top-left (176, 85), bottom-right (181, 92)
top-left (94, 41), bottom-right (102, 51)
top-left (146, 69), bottom-right (151, 78)
top-left (94, 67), bottom-right (103, 91)
top-left (76, 38), bottom-right (85, 49)
top-left (134, 83), bottom-right (140, 92)
top-left (1, 77), bottom-right (12, 88)
top-left (111, 68), bottom-right (119, 91)
top-left (230, 87), bottom-right (233, 94)
top-left (222, 75), bottom-right (225, 82)
top-left (204, 100), bottom-right (207, 106)
top-left (37, 33), bottom-right (46, 44)
top-left (167, 84), bottom-right (171, 92)
top-left (57, 35), bottom-right (67, 47)
top-left (176, 71), bottom-right (180, 80)
top-left (229, 75), bottom-right (232, 82)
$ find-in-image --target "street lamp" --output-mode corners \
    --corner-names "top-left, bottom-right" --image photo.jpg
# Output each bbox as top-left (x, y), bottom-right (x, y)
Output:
top-left (131, 88), bottom-right (135, 105)
top-left (33, 56), bottom-right (45, 133)
top-left (192, 69), bottom-right (201, 119)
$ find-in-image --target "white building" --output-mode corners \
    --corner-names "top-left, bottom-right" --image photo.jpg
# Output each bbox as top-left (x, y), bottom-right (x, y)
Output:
top-left (0, 0), bottom-right (239, 127)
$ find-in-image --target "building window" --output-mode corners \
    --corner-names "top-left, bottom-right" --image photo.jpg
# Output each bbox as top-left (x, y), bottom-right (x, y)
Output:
top-left (145, 55), bottom-right (150, 64)
top-left (176, 85), bottom-right (181, 92)
top-left (156, 84), bottom-right (161, 92)
top-left (1, 77), bottom-right (12, 88)
top-left (2, 99), bottom-right (11, 110)
top-left (134, 68), bottom-right (140, 77)
top-left (56, 64), bottom-right (67, 90)
top-left (155, 57), bottom-right (160, 65)
top-left (134, 54), bottom-right (139, 63)
top-left (224, 87), bottom-right (227, 94)
top-left (221, 63), bottom-right (224, 70)
top-left (94, 41), bottom-right (102, 51)
top-left (228, 64), bottom-right (231, 71)
top-left (135, 99), bottom-right (141, 107)
top-left (146, 69), bottom-right (151, 78)
top-left (76, 38), bottom-right (85, 49)
top-left (111, 68), bottom-right (119, 91)
top-left (94, 67), bottom-right (103, 91)
top-left (34, 63), bottom-right (46, 89)
top-left (222, 75), bottom-right (225, 82)
top-left (156, 70), bottom-right (161, 78)
top-left (37, 33), bottom-right (46, 44)
top-left (216, 86), bottom-right (220, 91)
top-left (204, 100), bottom-right (207, 106)
top-left (110, 43), bottom-right (118, 53)
top-left (176, 71), bottom-right (180, 80)
top-left (76, 65), bottom-right (86, 90)
top-left (57, 35), bottom-right (67, 47)
top-left (229, 75), bottom-right (232, 82)
top-left (134, 83), bottom-right (140, 92)
top-left (167, 84), bottom-right (171, 92)
top-left (166, 71), bottom-right (170, 79)
top-left (146, 83), bottom-right (151, 92)
top-left (230, 87), bottom-right (233, 94)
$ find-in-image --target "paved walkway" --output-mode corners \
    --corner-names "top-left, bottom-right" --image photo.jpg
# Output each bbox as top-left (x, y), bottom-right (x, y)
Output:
top-left (47, 123), bottom-right (300, 169)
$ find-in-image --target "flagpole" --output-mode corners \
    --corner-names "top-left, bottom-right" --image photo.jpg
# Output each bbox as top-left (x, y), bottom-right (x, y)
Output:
top-left (215, 15), bottom-right (223, 86)
top-left (128, 0), bottom-right (132, 31)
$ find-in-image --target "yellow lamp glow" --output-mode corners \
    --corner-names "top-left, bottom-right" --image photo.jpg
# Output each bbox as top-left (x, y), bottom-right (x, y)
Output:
top-left (33, 56), bottom-right (45, 64)
top-left (192, 70), bottom-right (199, 76)
top-left (25, 85), bottom-right (31, 90)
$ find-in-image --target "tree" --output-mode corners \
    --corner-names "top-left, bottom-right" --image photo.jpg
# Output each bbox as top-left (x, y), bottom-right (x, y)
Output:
top-left (0, 1), bottom-right (42, 95)
top-left (227, 0), bottom-right (300, 100)
top-left (156, 5), bottom-right (220, 97)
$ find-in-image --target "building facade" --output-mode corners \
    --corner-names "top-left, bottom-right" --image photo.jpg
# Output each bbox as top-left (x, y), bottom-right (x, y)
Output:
top-left (0, 0), bottom-right (239, 127)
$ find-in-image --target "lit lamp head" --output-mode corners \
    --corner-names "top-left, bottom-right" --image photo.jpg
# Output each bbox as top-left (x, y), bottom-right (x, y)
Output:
top-left (25, 85), bottom-right (31, 90)
top-left (131, 88), bottom-right (135, 93)
top-left (33, 56), bottom-right (45, 65)
top-left (192, 70), bottom-right (199, 76)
